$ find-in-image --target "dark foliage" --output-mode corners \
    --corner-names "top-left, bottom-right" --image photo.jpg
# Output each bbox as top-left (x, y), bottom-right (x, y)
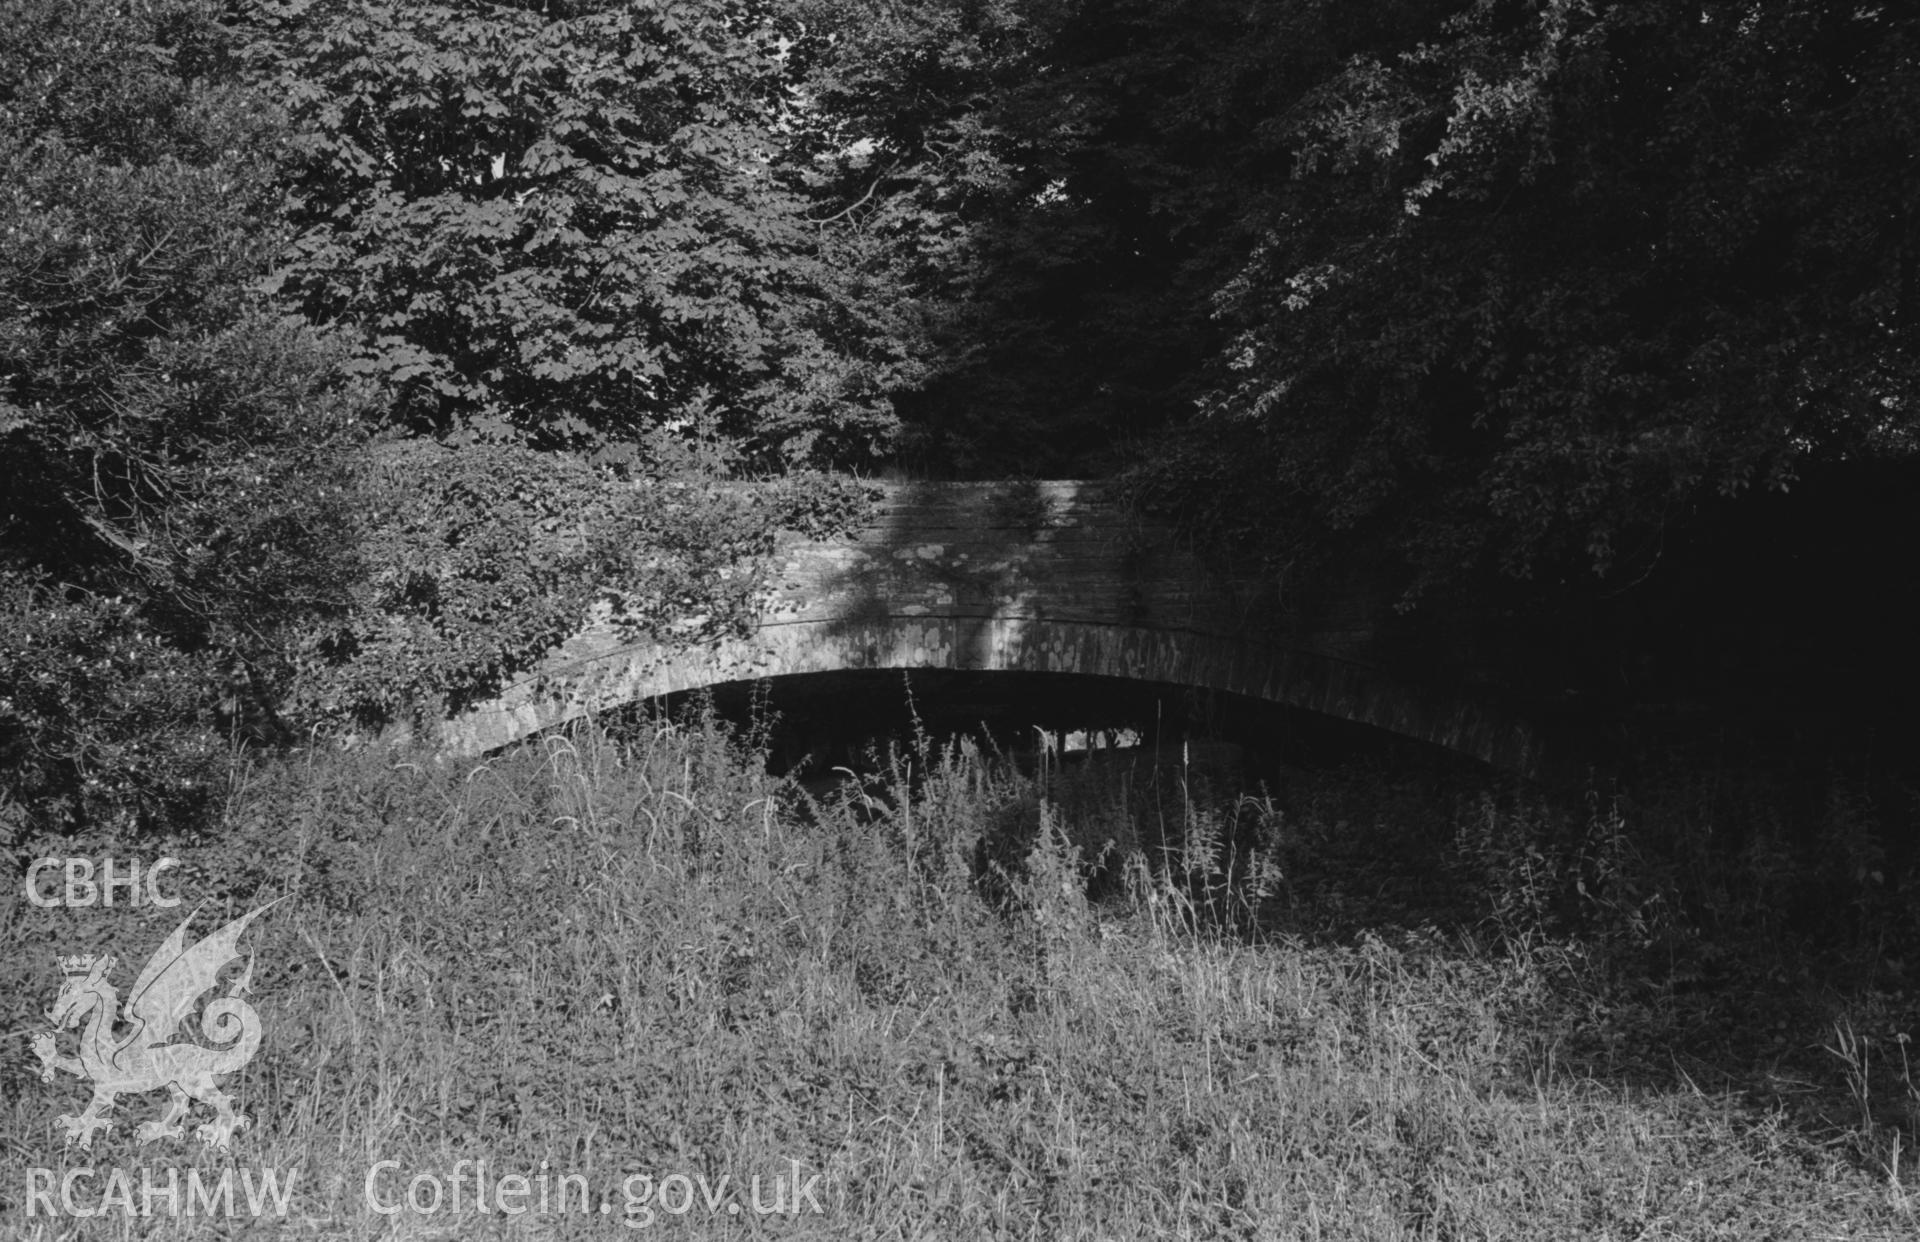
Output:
top-left (1193, 0), bottom-right (1919, 601)
top-left (1, 0), bottom-right (368, 831)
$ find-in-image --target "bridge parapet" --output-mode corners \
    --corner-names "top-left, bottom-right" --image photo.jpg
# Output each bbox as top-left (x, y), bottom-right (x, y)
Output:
top-left (440, 481), bottom-right (1541, 771)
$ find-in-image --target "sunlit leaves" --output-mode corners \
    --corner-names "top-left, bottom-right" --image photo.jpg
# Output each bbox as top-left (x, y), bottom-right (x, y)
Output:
top-left (258, 0), bottom-right (905, 462)
top-left (295, 440), bottom-right (874, 728)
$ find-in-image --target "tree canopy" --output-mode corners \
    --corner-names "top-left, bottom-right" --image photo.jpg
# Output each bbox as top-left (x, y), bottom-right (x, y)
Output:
top-left (5, 0), bottom-right (1917, 830)
top-left (255, 0), bottom-right (918, 463)
top-left (0, 0), bottom-right (369, 828)
top-left (779, 0), bottom-right (1917, 597)
top-left (1193, 0), bottom-right (1919, 597)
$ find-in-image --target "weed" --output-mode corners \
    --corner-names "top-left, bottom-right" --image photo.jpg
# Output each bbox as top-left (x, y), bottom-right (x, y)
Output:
top-left (3, 721), bottom-right (1914, 1238)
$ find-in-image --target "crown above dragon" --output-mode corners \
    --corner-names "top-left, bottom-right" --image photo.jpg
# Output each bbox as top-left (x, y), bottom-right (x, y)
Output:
top-left (58, 954), bottom-right (105, 976)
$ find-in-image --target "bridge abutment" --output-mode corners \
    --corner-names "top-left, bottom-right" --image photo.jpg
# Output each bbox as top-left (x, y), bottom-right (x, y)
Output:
top-left (440, 481), bottom-right (1542, 771)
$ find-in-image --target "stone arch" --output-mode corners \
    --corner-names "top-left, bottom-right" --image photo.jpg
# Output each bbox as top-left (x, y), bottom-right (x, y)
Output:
top-left (438, 613), bottom-right (1541, 771)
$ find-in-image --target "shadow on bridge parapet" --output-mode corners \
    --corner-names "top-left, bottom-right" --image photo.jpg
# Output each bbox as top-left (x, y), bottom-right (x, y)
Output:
top-left (437, 481), bottom-right (1545, 773)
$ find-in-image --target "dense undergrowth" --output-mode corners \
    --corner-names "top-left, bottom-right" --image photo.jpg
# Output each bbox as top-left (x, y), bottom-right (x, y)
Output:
top-left (3, 716), bottom-right (1917, 1239)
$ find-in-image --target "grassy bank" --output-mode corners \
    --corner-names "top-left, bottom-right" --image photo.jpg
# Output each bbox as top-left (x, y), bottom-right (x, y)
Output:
top-left (4, 719), bottom-right (1916, 1239)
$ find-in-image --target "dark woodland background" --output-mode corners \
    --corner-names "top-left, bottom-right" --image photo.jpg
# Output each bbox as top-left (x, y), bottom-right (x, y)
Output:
top-left (3, 0), bottom-right (1917, 906)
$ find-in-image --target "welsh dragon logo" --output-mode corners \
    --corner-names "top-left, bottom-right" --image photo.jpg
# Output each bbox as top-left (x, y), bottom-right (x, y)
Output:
top-left (32, 900), bottom-right (279, 1152)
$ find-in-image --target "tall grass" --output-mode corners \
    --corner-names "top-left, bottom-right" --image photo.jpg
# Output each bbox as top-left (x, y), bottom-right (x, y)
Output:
top-left (2, 716), bottom-right (1915, 1238)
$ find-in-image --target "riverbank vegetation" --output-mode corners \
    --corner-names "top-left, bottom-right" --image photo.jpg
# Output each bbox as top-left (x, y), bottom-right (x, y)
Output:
top-left (4, 716), bottom-right (1916, 1237)
top-left (4, 0), bottom-right (1918, 1234)
top-left (8, 0), bottom-right (1919, 834)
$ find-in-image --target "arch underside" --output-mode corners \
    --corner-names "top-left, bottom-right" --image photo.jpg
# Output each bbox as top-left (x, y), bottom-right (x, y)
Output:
top-left (439, 616), bottom-right (1539, 771)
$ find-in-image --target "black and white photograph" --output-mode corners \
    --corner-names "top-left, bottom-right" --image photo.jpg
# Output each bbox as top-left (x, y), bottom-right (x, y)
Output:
top-left (4, 0), bottom-right (1918, 1235)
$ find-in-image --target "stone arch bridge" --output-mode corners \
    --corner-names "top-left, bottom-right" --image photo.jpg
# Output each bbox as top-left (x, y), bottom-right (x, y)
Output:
top-left (441, 481), bottom-right (1543, 771)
